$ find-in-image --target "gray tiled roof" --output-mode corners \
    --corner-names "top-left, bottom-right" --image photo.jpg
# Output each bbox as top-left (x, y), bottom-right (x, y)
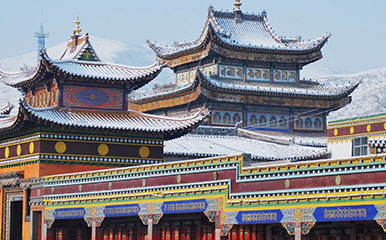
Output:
top-left (164, 126), bottom-right (328, 161)
top-left (22, 102), bottom-right (208, 137)
top-left (48, 58), bottom-right (163, 82)
top-left (148, 6), bottom-right (330, 57)
top-left (0, 51), bottom-right (164, 88)
top-left (0, 101), bottom-right (209, 140)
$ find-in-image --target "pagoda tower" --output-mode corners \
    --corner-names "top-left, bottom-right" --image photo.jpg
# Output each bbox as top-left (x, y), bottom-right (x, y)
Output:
top-left (129, 1), bottom-right (359, 139)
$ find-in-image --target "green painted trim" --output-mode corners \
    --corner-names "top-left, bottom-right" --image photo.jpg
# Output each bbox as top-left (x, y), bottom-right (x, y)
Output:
top-left (329, 112), bottom-right (386, 124)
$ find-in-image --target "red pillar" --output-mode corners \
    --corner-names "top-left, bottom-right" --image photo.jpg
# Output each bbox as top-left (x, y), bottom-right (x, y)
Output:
top-left (96, 228), bottom-right (103, 240)
top-left (161, 227), bottom-right (165, 240)
top-left (181, 227), bottom-right (186, 240)
top-left (244, 226), bottom-right (250, 240)
top-left (231, 228), bottom-right (237, 240)
top-left (238, 226), bottom-right (243, 240)
top-left (103, 229), bottom-right (109, 240)
top-left (56, 229), bottom-right (63, 240)
top-left (251, 225), bottom-right (256, 240)
top-left (207, 227), bottom-right (212, 240)
top-left (202, 227), bottom-right (207, 240)
top-left (166, 228), bottom-right (171, 240)
top-left (186, 227), bottom-right (191, 240)
top-left (121, 228), bottom-right (128, 240)
top-left (196, 223), bottom-right (201, 240)
top-left (109, 229), bottom-right (114, 240)
top-left (129, 228), bottom-right (134, 240)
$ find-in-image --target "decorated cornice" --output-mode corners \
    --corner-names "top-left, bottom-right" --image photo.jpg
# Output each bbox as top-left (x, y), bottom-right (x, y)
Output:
top-left (328, 114), bottom-right (386, 139)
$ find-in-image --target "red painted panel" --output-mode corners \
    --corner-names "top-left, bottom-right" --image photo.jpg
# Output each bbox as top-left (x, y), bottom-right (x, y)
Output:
top-left (41, 166), bottom-right (386, 198)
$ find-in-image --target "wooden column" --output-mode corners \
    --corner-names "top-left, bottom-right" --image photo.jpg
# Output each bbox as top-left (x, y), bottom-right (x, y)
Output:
top-left (202, 227), bottom-right (207, 240)
top-left (196, 223), bottom-right (201, 240)
top-left (91, 221), bottom-right (97, 240)
top-left (186, 227), bottom-right (191, 240)
top-left (238, 226), bottom-right (243, 240)
top-left (294, 222), bottom-right (301, 240)
top-left (109, 229), bottom-right (114, 240)
top-left (148, 218), bottom-right (154, 240)
top-left (166, 228), bottom-right (171, 240)
top-left (244, 226), bottom-right (250, 240)
top-left (251, 225), bottom-right (256, 240)
top-left (42, 221), bottom-right (47, 240)
top-left (231, 228), bottom-right (237, 240)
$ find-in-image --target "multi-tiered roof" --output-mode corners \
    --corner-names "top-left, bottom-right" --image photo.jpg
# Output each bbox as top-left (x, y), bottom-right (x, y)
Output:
top-left (148, 5), bottom-right (330, 68)
top-left (0, 27), bottom-right (207, 140)
top-left (131, 2), bottom-right (359, 131)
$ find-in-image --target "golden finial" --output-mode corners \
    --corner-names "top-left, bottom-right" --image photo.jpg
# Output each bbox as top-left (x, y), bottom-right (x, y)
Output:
top-left (234, 0), bottom-right (242, 11)
top-left (73, 16), bottom-right (82, 36)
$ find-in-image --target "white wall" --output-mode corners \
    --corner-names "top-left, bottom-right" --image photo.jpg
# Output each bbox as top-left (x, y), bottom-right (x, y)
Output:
top-left (328, 140), bottom-right (352, 159)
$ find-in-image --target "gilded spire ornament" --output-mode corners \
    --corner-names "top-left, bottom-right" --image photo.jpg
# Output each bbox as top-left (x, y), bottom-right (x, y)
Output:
top-left (234, 0), bottom-right (242, 11)
top-left (73, 16), bottom-right (82, 36)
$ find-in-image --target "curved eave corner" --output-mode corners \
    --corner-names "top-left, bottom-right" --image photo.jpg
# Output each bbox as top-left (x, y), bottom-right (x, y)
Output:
top-left (162, 107), bottom-right (210, 141)
top-left (0, 59), bottom-right (46, 89)
top-left (129, 76), bottom-right (200, 104)
top-left (0, 103), bottom-right (28, 135)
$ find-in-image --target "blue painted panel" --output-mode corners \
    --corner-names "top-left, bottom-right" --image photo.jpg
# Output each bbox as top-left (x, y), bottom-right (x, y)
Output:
top-left (313, 205), bottom-right (378, 222)
top-left (236, 210), bottom-right (283, 224)
top-left (104, 204), bottom-right (140, 217)
top-left (162, 199), bottom-right (208, 214)
top-left (54, 208), bottom-right (85, 219)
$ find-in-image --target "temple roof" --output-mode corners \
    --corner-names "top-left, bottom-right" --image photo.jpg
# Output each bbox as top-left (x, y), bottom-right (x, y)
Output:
top-left (0, 50), bottom-right (164, 89)
top-left (0, 101), bottom-right (209, 140)
top-left (164, 126), bottom-right (328, 161)
top-left (130, 69), bottom-right (360, 103)
top-left (59, 33), bottom-right (101, 61)
top-left (148, 6), bottom-right (330, 59)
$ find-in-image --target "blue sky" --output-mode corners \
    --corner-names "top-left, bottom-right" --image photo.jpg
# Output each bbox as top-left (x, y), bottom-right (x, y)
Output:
top-left (0, 0), bottom-right (385, 74)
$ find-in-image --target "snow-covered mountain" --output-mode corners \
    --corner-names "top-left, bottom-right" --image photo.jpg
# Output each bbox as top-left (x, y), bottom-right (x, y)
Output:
top-left (0, 36), bottom-right (385, 121)
top-left (315, 67), bottom-right (386, 120)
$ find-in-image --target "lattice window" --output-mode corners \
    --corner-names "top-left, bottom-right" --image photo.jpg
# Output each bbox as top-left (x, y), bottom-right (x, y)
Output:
top-left (352, 137), bottom-right (368, 156)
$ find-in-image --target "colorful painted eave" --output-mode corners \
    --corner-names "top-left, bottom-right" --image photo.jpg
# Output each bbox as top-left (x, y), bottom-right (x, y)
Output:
top-left (131, 69), bottom-right (361, 106)
top-left (197, 70), bottom-right (360, 100)
top-left (0, 101), bottom-right (210, 140)
top-left (33, 153), bottom-right (386, 217)
top-left (148, 6), bottom-right (330, 59)
top-left (327, 112), bottom-right (386, 139)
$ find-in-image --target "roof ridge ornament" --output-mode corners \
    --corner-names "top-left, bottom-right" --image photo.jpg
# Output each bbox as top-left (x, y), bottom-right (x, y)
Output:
top-left (73, 16), bottom-right (82, 36)
top-left (233, 0), bottom-right (243, 23)
top-left (234, 0), bottom-right (241, 11)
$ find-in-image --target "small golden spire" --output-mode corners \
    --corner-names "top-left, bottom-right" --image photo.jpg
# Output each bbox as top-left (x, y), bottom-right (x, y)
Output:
top-left (73, 16), bottom-right (82, 36)
top-left (234, 0), bottom-right (242, 11)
